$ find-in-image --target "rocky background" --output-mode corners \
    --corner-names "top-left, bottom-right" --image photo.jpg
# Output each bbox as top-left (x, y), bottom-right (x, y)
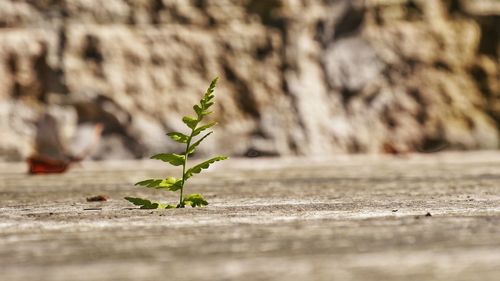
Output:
top-left (0, 0), bottom-right (499, 161)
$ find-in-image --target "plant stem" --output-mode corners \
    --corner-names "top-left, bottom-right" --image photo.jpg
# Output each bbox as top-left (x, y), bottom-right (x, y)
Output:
top-left (179, 131), bottom-right (193, 208)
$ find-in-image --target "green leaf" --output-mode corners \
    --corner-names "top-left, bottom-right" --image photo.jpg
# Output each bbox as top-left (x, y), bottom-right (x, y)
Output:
top-left (200, 77), bottom-right (218, 109)
top-left (206, 77), bottom-right (218, 94)
top-left (125, 197), bottom-right (157, 209)
top-left (185, 156), bottom-right (228, 179)
top-left (124, 197), bottom-right (175, 209)
top-left (167, 132), bottom-right (189, 143)
top-left (187, 132), bottom-right (212, 155)
top-left (183, 194), bottom-right (208, 207)
top-left (193, 122), bottom-right (217, 136)
top-left (163, 177), bottom-right (183, 191)
top-left (193, 104), bottom-right (203, 118)
top-left (136, 177), bottom-right (183, 191)
top-left (194, 104), bottom-right (213, 119)
top-left (151, 153), bottom-right (185, 166)
top-left (135, 179), bottom-right (164, 188)
top-left (182, 116), bottom-right (198, 130)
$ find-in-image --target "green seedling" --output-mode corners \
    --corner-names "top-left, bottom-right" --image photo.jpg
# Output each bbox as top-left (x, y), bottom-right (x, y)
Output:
top-left (125, 77), bottom-right (228, 209)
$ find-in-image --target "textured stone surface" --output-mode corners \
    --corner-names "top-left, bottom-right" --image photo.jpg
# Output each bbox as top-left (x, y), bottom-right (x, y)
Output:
top-left (0, 0), bottom-right (499, 160)
top-left (1, 152), bottom-right (500, 280)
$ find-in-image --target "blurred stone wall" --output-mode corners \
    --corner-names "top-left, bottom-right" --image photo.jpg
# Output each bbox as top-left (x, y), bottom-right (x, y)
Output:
top-left (0, 0), bottom-right (499, 160)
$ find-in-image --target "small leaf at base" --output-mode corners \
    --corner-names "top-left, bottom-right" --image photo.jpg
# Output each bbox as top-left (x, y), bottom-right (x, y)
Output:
top-left (124, 197), bottom-right (175, 209)
top-left (183, 194), bottom-right (208, 207)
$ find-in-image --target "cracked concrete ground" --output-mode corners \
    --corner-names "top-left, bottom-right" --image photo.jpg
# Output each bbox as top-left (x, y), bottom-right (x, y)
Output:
top-left (1, 151), bottom-right (500, 281)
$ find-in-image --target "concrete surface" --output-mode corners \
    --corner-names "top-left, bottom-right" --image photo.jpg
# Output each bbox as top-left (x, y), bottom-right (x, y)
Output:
top-left (1, 151), bottom-right (500, 281)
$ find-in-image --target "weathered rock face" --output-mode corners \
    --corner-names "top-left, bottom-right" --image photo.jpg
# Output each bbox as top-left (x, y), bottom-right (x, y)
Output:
top-left (0, 0), bottom-right (499, 160)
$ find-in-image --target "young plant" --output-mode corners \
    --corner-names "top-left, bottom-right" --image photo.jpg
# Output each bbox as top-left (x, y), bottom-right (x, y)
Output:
top-left (125, 77), bottom-right (228, 209)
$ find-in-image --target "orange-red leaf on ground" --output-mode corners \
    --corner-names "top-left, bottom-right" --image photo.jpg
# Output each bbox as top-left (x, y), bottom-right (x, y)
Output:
top-left (27, 156), bottom-right (71, 174)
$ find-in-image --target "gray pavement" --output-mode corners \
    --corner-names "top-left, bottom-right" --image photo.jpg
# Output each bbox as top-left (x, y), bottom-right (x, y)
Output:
top-left (1, 152), bottom-right (500, 281)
